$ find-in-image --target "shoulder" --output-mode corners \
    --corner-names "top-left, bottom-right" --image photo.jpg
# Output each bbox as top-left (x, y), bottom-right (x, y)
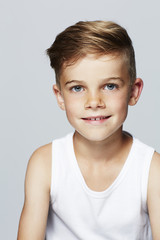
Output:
top-left (152, 151), bottom-right (160, 164)
top-left (25, 142), bottom-right (52, 193)
top-left (149, 151), bottom-right (160, 179)
top-left (147, 152), bottom-right (160, 238)
top-left (28, 143), bottom-right (52, 170)
top-left (147, 151), bottom-right (160, 200)
top-left (30, 143), bottom-right (52, 164)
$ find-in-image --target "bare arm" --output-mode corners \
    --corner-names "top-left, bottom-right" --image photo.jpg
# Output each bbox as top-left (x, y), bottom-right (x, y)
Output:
top-left (148, 151), bottom-right (160, 240)
top-left (17, 144), bottom-right (52, 240)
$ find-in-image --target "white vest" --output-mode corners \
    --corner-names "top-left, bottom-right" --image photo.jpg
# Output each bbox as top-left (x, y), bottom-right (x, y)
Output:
top-left (46, 132), bottom-right (154, 240)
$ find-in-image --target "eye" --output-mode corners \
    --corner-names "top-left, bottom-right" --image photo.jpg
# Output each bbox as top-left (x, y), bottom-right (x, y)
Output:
top-left (104, 83), bottom-right (117, 90)
top-left (71, 86), bottom-right (84, 92)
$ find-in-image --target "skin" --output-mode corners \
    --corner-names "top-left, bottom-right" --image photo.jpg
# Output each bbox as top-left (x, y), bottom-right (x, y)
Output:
top-left (17, 53), bottom-right (160, 239)
top-left (17, 144), bottom-right (52, 240)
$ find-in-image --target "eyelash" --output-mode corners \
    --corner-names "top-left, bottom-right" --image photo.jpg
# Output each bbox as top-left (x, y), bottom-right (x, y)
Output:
top-left (70, 83), bottom-right (119, 93)
top-left (104, 83), bottom-right (119, 91)
top-left (70, 86), bottom-right (84, 92)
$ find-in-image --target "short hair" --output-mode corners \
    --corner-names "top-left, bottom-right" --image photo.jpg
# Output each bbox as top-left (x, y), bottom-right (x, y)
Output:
top-left (46, 20), bottom-right (136, 86)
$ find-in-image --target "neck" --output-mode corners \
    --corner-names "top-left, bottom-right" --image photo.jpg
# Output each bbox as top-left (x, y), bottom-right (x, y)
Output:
top-left (73, 129), bottom-right (132, 163)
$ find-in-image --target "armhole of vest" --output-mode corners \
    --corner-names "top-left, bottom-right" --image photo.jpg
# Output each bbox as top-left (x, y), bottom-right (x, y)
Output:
top-left (50, 139), bottom-right (59, 205)
top-left (141, 147), bottom-right (155, 212)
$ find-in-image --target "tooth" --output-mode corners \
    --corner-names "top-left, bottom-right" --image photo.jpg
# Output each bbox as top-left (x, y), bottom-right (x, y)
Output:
top-left (91, 118), bottom-right (95, 120)
top-left (96, 118), bottom-right (101, 120)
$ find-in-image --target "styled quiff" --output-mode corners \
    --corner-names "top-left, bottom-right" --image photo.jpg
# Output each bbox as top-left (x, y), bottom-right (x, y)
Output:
top-left (46, 21), bottom-right (136, 86)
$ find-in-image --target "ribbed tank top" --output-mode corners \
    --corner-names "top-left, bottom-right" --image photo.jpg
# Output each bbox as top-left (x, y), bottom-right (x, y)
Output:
top-left (46, 132), bottom-right (154, 240)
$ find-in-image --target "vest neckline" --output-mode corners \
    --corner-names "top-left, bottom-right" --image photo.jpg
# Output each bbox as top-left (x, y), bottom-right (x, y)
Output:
top-left (67, 132), bottom-right (136, 198)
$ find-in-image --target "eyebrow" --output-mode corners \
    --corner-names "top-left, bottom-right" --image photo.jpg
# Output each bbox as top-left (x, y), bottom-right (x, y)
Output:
top-left (65, 80), bottom-right (85, 86)
top-left (102, 77), bottom-right (124, 83)
top-left (65, 77), bottom-right (124, 86)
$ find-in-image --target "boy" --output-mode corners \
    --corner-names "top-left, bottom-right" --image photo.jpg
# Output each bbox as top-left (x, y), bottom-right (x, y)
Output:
top-left (17, 21), bottom-right (160, 240)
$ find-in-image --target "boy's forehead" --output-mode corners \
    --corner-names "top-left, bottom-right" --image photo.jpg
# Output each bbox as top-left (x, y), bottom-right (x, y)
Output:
top-left (63, 53), bottom-right (125, 68)
top-left (60, 53), bottom-right (129, 82)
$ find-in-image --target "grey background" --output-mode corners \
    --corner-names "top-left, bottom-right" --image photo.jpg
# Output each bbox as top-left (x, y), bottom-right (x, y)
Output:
top-left (0, 0), bottom-right (159, 239)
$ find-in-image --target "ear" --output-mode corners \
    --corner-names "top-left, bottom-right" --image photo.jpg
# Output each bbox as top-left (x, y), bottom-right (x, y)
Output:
top-left (128, 78), bottom-right (143, 106)
top-left (53, 84), bottom-right (65, 110)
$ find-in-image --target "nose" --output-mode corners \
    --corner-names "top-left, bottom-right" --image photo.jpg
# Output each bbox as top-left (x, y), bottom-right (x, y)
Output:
top-left (84, 91), bottom-right (105, 110)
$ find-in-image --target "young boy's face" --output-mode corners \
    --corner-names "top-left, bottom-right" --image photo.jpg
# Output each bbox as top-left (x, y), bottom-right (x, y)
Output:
top-left (54, 53), bottom-right (142, 142)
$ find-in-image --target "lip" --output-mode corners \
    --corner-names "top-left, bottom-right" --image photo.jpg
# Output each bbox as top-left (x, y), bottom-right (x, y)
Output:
top-left (81, 115), bottom-right (111, 125)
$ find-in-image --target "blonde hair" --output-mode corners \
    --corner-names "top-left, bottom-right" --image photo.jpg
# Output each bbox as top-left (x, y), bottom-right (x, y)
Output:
top-left (47, 21), bottom-right (136, 85)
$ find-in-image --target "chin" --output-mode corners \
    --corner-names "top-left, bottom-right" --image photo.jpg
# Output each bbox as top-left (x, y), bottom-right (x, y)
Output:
top-left (74, 124), bottom-right (124, 143)
top-left (75, 130), bottom-right (113, 143)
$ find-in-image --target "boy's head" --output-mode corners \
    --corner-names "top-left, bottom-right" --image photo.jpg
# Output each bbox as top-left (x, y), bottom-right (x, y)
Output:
top-left (46, 20), bottom-right (136, 87)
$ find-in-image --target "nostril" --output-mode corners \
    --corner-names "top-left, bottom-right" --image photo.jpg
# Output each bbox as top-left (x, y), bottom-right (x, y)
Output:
top-left (85, 97), bottom-right (105, 109)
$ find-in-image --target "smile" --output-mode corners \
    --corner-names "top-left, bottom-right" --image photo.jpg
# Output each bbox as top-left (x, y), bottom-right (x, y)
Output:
top-left (83, 116), bottom-right (109, 121)
top-left (81, 116), bottom-right (111, 124)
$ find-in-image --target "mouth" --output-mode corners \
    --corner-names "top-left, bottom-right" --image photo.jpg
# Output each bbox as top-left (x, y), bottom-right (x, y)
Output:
top-left (81, 115), bottom-right (111, 124)
top-left (82, 116), bottom-right (109, 121)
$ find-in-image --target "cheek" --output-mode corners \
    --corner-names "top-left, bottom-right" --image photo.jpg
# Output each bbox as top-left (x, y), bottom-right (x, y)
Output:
top-left (64, 98), bottom-right (80, 118)
top-left (111, 94), bottom-right (129, 114)
top-left (64, 95), bottom-right (82, 110)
